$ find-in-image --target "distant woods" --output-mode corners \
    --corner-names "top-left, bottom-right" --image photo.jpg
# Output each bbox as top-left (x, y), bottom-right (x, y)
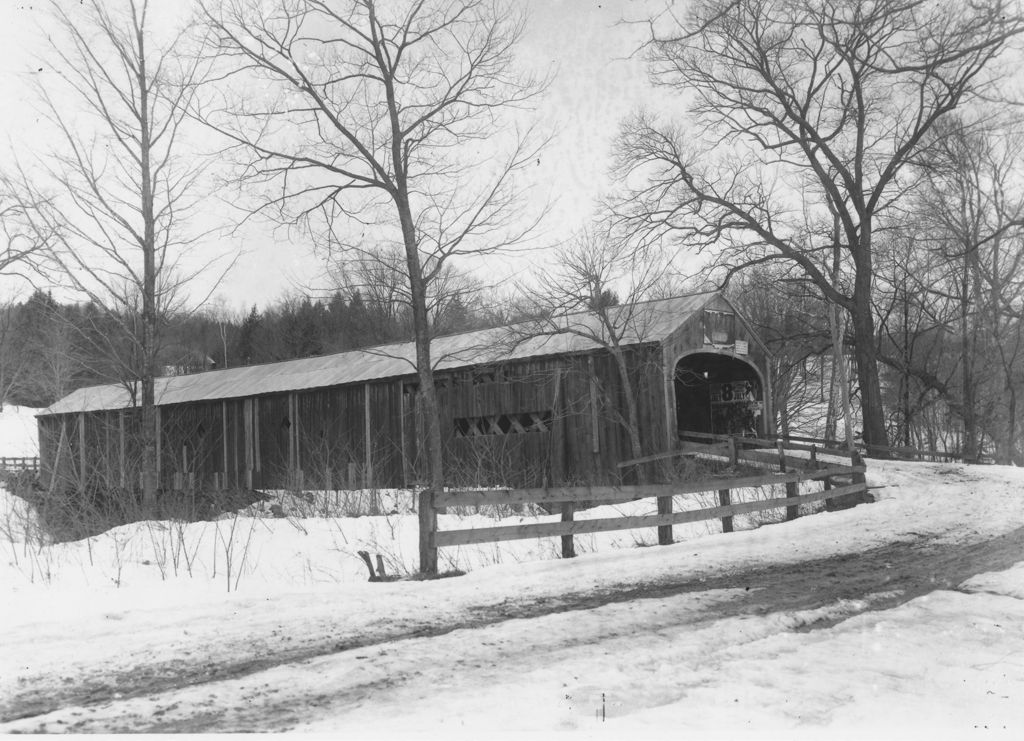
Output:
top-left (0, 286), bottom-right (517, 409)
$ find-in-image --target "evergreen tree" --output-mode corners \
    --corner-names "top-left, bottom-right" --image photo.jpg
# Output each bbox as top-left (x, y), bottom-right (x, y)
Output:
top-left (233, 305), bottom-right (263, 366)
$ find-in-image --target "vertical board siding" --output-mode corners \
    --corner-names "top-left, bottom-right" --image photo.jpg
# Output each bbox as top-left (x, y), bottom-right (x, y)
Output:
top-left (295, 385), bottom-right (365, 490)
top-left (226, 398), bottom-right (246, 489)
top-left (36, 342), bottom-right (692, 495)
top-left (257, 394), bottom-right (290, 489)
top-left (37, 416), bottom-right (60, 490)
top-left (369, 381), bottom-right (404, 488)
top-left (159, 402), bottom-right (225, 490)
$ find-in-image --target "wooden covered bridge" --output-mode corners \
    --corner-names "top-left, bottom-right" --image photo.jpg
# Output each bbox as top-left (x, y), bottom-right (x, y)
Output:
top-left (37, 293), bottom-right (772, 495)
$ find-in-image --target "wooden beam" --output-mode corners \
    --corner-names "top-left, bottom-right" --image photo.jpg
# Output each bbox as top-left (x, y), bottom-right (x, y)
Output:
top-left (618, 440), bottom-right (835, 469)
top-left (550, 368), bottom-right (565, 485)
top-left (155, 406), bottom-right (162, 485)
top-left (118, 409), bottom-right (126, 489)
top-left (657, 495), bottom-right (673, 545)
top-left (778, 440), bottom-right (799, 521)
top-left (434, 465), bottom-right (863, 507)
top-left (243, 398), bottom-right (253, 489)
top-left (293, 393), bottom-right (301, 477)
top-left (221, 401), bottom-right (228, 489)
top-left (253, 397), bottom-right (261, 476)
top-left (434, 483), bottom-right (868, 547)
top-left (103, 411), bottom-right (111, 488)
top-left (561, 502), bottom-right (575, 558)
top-left (364, 383), bottom-right (373, 488)
top-left (399, 380), bottom-right (410, 487)
top-left (679, 430), bottom-right (857, 459)
top-left (588, 357), bottom-right (600, 455)
top-left (78, 411), bottom-right (86, 491)
top-left (616, 446), bottom-right (716, 468)
top-left (288, 392), bottom-right (296, 476)
top-left (720, 436), bottom-right (737, 533)
top-left (419, 489), bottom-right (438, 574)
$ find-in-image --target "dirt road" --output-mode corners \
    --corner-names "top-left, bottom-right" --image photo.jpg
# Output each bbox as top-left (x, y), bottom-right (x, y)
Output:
top-left (4, 522), bottom-right (1022, 733)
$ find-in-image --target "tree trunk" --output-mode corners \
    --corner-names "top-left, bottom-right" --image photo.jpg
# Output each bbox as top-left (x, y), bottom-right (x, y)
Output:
top-left (138, 23), bottom-right (158, 512)
top-left (824, 357), bottom-right (837, 443)
top-left (851, 303), bottom-right (886, 448)
top-left (901, 270), bottom-right (912, 448)
top-left (395, 193), bottom-right (444, 497)
top-left (611, 348), bottom-right (645, 483)
top-left (960, 268), bottom-right (978, 463)
top-left (850, 239), bottom-right (887, 450)
top-left (1002, 382), bottom-right (1017, 465)
top-left (830, 304), bottom-right (855, 451)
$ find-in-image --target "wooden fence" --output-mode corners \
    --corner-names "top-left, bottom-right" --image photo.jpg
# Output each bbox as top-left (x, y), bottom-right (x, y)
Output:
top-left (417, 436), bottom-right (868, 573)
top-left (0, 457), bottom-right (40, 476)
top-left (746, 431), bottom-right (976, 463)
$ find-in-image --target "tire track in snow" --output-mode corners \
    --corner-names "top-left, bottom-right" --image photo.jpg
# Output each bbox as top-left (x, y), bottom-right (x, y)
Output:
top-left (5, 523), bottom-right (1024, 731)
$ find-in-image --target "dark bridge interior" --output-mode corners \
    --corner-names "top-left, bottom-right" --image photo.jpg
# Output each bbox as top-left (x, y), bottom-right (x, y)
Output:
top-left (675, 353), bottom-right (764, 437)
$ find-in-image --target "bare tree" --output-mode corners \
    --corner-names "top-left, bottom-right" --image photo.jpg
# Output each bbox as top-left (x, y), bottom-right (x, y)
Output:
top-left (0, 196), bottom-right (53, 282)
top-left (7, 0), bottom-right (224, 509)
top-left (197, 0), bottom-right (548, 510)
top-left (727, 265), bottom-right (835, 438)
top-left (615, 0), bottom-right (1024, 449)
top-left (513, 227), bottom-right (669, 473)
top-left (911, 116), bottom-right (1024, 461)
top-left (328, 244), bottom-right (487, 339)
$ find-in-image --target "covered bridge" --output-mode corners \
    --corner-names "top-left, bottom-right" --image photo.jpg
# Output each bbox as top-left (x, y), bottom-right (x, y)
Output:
top-left (38, 292), bottom-right (772, 494)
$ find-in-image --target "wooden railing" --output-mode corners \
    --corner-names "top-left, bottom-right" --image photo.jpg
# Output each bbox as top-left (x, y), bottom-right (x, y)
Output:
top-left (0, 457), bottom-right (40, 475)
top-left (719, 430), bottom-right (975, 463)
top-left (417, 437), bottom-right (868, 573)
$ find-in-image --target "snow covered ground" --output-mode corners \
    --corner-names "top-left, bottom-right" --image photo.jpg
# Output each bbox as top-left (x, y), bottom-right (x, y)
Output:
top-left (1, 405), bottom-right (1023, 736)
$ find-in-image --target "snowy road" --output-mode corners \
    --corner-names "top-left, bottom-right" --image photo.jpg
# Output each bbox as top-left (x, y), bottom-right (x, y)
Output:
top-left (5, 524), bottom-right (1024, 734)
top-left (3, 460), bottom-right (1024, 735)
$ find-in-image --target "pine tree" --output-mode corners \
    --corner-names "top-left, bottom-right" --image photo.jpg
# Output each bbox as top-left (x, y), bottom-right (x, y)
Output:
top-left (233, 305), bottom-right (262, 366)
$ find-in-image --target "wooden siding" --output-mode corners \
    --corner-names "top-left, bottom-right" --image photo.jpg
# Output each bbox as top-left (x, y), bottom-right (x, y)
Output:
top-left (35, 323), bottom-right (771, 495)
top-left (661, 294), bottom-right (772, 443)
top-left (437, 359), bottom-right (558, 488)
top-left (257, 393), bottom-right (289, 488)
top-left (160, 401), bottom-right (225, 490)
top-left (294, 385), bottom-right (365, 489)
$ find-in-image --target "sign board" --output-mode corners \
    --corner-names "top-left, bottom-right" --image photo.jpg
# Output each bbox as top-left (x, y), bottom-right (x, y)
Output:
top-left (709, 380), bottom-right (759, 404)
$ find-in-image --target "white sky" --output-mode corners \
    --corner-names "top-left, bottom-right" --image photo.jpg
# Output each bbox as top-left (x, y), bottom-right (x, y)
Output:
top-left (0, 0), bottom-right (670, 313)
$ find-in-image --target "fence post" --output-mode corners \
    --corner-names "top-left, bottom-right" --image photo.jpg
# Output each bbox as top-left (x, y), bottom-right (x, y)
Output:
top-left (718, 436), bottom-right (736, 533)
top-left (778, 440), bottom-right (799, 521)
top-left (657, 494), bottom-right (673, 545)
top-left (812, 445), bottom-right (833, 499)
top-left (561, 501), bottom-right (576, 558)
top-left (418, 488), bottom-right (438, 575)
top-left (851, 449), bottom-right (867, 488)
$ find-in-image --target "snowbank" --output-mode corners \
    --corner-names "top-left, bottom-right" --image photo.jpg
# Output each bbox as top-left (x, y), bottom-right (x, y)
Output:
top-left (2, 459), bottom-right (1024, 734)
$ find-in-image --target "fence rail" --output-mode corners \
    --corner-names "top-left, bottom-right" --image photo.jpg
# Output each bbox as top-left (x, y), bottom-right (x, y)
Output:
top-left (418, 437), bottom-right (869, 572)
top-left (679, 430), bottom-right (975, 463)
top-left (0, 457), bottom-right (40, 475)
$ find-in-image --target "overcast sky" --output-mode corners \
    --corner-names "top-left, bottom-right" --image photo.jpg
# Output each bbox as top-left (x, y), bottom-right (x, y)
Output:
top-left (0, 0), bottom-right (670, 313)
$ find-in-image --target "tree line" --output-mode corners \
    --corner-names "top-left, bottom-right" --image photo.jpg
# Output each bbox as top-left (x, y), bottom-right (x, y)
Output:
top-left (1, 282), bottom-right (514, 409)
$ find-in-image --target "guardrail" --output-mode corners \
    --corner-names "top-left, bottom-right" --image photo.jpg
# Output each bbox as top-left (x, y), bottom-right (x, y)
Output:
top-left (0, 457), bottom-right (40, 475)
top-left (416, 436), bottom-right (868, 573)
top-left (715, 430), bottom-right (974, 463)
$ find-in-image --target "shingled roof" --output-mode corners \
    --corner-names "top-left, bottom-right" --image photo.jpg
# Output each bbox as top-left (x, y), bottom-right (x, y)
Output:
top-left (41, 293), bottom-right (719, 415)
